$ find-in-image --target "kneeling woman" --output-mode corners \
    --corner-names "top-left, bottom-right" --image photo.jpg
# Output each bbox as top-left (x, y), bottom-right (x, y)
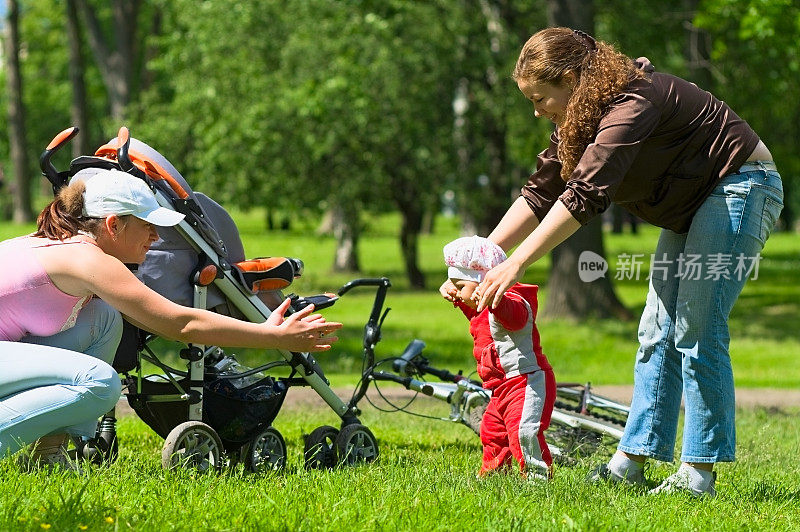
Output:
top-left (0, 169), bottom-right (341, 467)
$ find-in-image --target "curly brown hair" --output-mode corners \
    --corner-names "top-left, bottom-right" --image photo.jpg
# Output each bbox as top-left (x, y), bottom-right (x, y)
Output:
top-left (513, 27), bottom-right (647, 181)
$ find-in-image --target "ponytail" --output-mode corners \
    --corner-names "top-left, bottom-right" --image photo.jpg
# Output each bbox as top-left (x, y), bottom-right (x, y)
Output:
top-left (33, 181), bottom-right (102, 240)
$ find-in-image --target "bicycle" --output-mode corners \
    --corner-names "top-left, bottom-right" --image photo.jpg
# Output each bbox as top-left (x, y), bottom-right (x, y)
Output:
top-left (339, 278), bottom-right (630, 463)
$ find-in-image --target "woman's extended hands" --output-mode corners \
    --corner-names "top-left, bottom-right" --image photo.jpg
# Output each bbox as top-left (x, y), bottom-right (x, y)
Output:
top-left (265, 298), bottom-right (343, 352)
top-left (474, 258), bottom-right (523, 312)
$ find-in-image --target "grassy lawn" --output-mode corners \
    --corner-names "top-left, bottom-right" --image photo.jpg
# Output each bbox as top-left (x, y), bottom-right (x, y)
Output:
top-left (1, 210), bottom-right (798, 530)
top-left (1, 405), bottom-right (798, 530)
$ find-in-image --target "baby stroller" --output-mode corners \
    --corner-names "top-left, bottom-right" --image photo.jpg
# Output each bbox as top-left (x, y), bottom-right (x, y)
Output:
top-left (40, 126), bottom-right (379, 473)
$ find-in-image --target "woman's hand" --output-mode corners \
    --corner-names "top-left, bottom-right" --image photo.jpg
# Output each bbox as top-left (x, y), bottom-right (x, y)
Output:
top-left (266, 298), bottom-right (343, 352)
top-left (474, 259), bottom-right (523, 312)
top-left (439, 279), bottom-right (458, 302)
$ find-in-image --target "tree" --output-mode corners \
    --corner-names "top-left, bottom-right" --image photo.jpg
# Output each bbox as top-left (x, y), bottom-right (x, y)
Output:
top-left (541, 0), bottom-right (632, 320)
top-left (73, 0), bottom-right (142, 122)
top-left (136, 0), bottom-right (460, 287)
top-left (452, 0), bottom-right (544, 236)
top-left (65, 0), bottom-right (90, 158)
top-left (694, 0), bottom-right (800, 229)
top-left (4, 0), bottom-right (33, 222)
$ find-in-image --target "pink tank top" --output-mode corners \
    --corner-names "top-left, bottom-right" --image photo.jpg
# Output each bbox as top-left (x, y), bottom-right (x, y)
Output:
top-left (0, 236), bottom-right (95, 341)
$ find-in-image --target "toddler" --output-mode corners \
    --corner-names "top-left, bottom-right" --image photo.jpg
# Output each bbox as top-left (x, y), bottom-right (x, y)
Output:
top-left (443, 236), bottom-right (556, 478)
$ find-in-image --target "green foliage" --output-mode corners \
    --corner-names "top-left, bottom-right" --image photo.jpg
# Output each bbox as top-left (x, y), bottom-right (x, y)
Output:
top-left (132, 0), bottom-right (460, 221)
top-left (694, 0), bottom-right (800, 224)
top-left (131, 1), bottom-right (292, 209)
top-left (595, 0), bottom-right (693, 75)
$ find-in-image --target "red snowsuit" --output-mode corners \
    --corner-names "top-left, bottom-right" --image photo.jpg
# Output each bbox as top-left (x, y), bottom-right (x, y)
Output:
top-left (453, 283), bottom-right (556, 477)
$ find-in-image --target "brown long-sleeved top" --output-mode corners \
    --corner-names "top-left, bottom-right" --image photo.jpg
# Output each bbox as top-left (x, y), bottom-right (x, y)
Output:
top-left (521, 58), bottom-right (760, 233)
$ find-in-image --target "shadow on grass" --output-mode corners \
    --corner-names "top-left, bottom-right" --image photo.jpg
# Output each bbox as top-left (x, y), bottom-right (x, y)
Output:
top-left (383, 440), bottom-right (480, 454)
top-left (730, 294), bottom-right (800, 342)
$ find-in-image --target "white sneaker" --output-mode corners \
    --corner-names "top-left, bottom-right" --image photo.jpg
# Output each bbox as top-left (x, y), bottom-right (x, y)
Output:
top-left (650, 469), bottom-right (716, 497)
top-left (586, 463), bottom-right (647, 486)
top-left (525, 467), bottom-right (552, 482)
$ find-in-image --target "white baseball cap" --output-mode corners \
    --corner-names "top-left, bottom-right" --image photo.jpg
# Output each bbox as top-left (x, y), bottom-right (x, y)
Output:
top-left (80, 169), bottom-right (185, 227)
top-left (443, 235), bottom-right (507, 282)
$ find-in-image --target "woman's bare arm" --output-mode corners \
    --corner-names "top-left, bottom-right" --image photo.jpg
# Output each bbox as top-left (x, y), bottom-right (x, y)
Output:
top-left (60, 247), bottom-right (341, 352)
top-left (487, 196), bottom-right (541, 251)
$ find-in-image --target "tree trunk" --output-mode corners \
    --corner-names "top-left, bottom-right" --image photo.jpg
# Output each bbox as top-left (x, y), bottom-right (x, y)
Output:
top-left (0, 167), bottom-right (12, 220)
top-left (544, 217), bottom-right (633, 320)
top-left (75, 0), bottom-right (141, 121)
top-left (543, 0), bottom-right (631, 320)
top-left (398, 202), bottom-right (426, 289)
top-left (465, 0), bottom-right (517, 236)
top-left (330, 205), bottom-right (360, 272)
top-left (65, 0), bottom-right (90, 158)
top-left (547, 0), bottom-right (595, 31)
top-left (4, 0), bottom-right (33, 223)
top-left (683, 0), bottom-right (713, 90)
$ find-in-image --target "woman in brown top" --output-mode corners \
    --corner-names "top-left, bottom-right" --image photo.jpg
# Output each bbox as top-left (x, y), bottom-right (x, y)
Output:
top-left (462, 27), bottom-right (783, 496)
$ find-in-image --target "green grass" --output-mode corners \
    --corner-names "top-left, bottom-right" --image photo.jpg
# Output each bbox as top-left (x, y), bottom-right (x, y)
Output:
top-left (1, 405), bottom-right (798, 531)
top-left (1, 211), bottom-right (798, 530)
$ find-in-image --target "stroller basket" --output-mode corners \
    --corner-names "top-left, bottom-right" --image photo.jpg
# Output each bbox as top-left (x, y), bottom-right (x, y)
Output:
top-left (126, 373), bottom-right (288, 447)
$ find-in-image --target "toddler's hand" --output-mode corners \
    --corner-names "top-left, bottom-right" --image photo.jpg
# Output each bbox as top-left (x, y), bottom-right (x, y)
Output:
top-left (439, 279), bottom-right (458, 302)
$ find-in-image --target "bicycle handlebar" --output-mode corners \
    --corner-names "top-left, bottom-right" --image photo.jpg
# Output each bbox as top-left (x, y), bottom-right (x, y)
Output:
top-left (371, 371), bottom-right (435, 397)
top-left (392, 339), bottom-right (426, 376)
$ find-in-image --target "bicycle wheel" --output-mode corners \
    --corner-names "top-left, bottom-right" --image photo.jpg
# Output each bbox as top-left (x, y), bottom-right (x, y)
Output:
top-left (546, 408), bottom-right (624, 464)
top-left (554, 383), bottom-right (629, 428)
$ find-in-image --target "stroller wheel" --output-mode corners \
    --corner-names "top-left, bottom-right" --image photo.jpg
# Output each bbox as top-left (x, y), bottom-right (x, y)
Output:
top-left (242, 426), bottom-right (287, 473)
top-left (335, 424), bottom-right (378, 467)
top-left (162, 421), bottom-right (224, 473)
top-left (303, 425), bottom-right (339, 470)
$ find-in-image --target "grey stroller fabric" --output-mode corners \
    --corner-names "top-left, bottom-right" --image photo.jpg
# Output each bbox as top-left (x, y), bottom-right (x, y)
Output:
top-left (139, 191), bottom-right (244, 310)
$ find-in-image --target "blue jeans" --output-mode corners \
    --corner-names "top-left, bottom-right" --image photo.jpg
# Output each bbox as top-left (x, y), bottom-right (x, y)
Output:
top-left (618, 162), bottom-right (784, 463)
top-left (0, 299), bottom-right (123, 457)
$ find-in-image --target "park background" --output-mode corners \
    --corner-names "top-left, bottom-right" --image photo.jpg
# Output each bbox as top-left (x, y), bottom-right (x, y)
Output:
top-left (0, 1), bottom-right (798, 531)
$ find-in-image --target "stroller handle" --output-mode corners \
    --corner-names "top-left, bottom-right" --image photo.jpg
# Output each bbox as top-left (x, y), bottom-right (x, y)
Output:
top-left (40, 126), bottom-right (80, 194)
top-left (116, 126), bottom-right (136, 173)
